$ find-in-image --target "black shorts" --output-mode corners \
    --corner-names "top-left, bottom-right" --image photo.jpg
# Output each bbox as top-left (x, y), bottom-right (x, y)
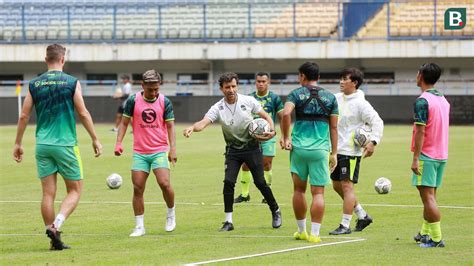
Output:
top-left (330, 154), bottom-right (361, 184)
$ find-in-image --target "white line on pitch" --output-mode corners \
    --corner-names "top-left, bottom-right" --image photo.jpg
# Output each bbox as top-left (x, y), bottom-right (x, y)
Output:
top-left (0, 233), bottom-right (359, 240)
top-left (0, 200), bottom-right (472, 210)
top-left (184, 238), bottom-right (366, 265)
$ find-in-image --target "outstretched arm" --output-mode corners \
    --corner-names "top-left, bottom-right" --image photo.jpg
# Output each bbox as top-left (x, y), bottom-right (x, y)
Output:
top-left (13, 90), bottom-right (34, 163)
top-left (183, 117), bottom-right (212, 138)
top-left (73, 81), bottom-right (102, 157)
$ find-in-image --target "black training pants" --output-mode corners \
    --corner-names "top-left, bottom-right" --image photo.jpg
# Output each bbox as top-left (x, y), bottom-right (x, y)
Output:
top-left (222, 146), bottom-right (279, 213)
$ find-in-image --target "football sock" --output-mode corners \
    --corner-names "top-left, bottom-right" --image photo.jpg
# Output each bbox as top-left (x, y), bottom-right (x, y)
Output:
top-left (264, 170), bottom-right (272, 187)
top-left (420, 220), bottom-right (430, 235)
top-left (296, 218), bottom-right (306, 233)
top-left (341, 214), bottom-right (352, 228)
top-left (240, 170), bottom-right (251, 197)
top-left (429, 221), bottom-right (442, 242)
top-left (354, 204), bottom-right (367, 219)
top-left (225, 212), bottom-right (233, 223)
top-left (135, 215), bottom-right (144, 228)
top-left (53, 213), bottom-right (65, 230)
top-left (167, 206), bottom-right (175, 217)
top-left (311, 222), bottom-right (321, 236)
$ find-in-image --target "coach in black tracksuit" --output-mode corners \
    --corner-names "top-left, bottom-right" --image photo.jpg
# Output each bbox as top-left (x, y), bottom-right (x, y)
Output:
top-left (183, 72), bottom-right (282, 232)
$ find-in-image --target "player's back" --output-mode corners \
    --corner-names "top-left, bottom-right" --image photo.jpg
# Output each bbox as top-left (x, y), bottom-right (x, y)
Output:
top-left (29, 70), bottom-right (78, 146)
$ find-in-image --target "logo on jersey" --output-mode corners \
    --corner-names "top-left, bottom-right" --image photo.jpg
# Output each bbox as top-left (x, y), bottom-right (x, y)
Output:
top-left (142, 108), bottom-right (157, 123)
top-left (219, 105), bottom-right (224, 110)
top-left (444, 8), bottom-right (466, 30)
top-left (240, 105), bottom-right (246, 111)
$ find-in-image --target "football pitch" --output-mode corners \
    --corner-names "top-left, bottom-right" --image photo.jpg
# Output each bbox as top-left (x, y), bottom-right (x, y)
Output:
top-left (0, 124), bottom-right (472, 265)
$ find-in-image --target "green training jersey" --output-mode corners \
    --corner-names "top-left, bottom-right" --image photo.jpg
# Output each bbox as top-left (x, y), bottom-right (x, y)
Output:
top-left (249, 90), bottom-right (284, 143)
top-left (286, 86), bottom-right (338, 151)
top-left (29, 70), bottom-right (78, 146)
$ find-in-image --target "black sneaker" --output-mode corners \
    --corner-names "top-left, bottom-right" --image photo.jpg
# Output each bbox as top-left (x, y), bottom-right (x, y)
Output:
top-left (46, 228), bottom-right (70, 250)
top-left (271, 209), bottom-right (282, 228)
top-left (420, 239), bottom-right (445, 248)
top-left (219, 221), bottom-right (234, 232)
top-left (261, 198), bottom-right (267, 204)
top-left (329, 224), bottom-right (352, 235)
top-left (354, 214), bottom-right (373, 232)
top-left (414, 232), bottom-right (430, 244)
top-left (234, 194), bottom-right (250, 203)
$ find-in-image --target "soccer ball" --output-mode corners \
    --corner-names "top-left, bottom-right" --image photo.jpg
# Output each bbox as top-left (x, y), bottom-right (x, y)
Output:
top-left (248, 118), bottom-right (270, 137)
top-left (374, 177), bottom-right (391, 194)
top-left (354, 126), bottom-right (372, 147)
top-left (106, 173), bottom-right (122, 189)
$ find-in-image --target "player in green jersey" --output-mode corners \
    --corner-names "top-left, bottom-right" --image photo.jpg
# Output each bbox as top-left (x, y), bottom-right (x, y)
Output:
top-left (13, 44), bottom-right (102, 250)
top-left (281, 62), bottom-right (339, 243)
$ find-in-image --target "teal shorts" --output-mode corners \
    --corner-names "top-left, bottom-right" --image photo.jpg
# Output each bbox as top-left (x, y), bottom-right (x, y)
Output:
top-left (261, 141), bottom-right (276, 157)
top-left (412, 154), bottom-right (447, 188)
top-left (132, 152), bottom-right (170, 173)
top-left (290, 148), bottom-right (330, 186)
top-left (35, 144), bottom-right (83, 180)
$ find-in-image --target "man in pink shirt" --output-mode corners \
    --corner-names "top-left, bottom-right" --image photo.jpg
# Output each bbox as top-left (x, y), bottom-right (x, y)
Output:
top-left (411, 63), bottom-right (450, 248)
top-left (114, 70), bottom-right (177, 237)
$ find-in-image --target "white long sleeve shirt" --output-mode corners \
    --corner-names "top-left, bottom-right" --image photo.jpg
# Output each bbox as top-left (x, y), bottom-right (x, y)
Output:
top-left (336, 90), bottom-right (384, 156)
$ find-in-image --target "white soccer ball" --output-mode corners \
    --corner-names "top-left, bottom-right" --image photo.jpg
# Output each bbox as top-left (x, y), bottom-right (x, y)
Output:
top-left (354, 126), bottom-right (372, 147)
top-left (248, 118), bottom-right (270, 138)
top-left (106, 173), bottom-right (122, 189)
top-left (374, 177), bottom-right (391, 194)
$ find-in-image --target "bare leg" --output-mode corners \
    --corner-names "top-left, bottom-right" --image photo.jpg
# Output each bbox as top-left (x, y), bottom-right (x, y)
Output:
top-left (152, 168), bottom-right (174, 208)
top-left (41, 173), bottom-right (58, 226)
top-left (310, 185), bottom-right (325, 223)
top-left (132, 170), bottom-right (149, 216)
top-left (292, 173), bottom-right (307, 220)
top-left (58, 179), bottom-right (83, 219)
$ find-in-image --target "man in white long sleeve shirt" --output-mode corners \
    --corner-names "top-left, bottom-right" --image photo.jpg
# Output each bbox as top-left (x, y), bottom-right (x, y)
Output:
top-left (329, 68), bottom-right (384, 235)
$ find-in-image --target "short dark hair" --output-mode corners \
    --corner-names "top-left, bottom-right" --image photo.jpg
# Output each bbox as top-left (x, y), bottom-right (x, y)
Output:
top-left (255, 72), bottom-right (270, 79)
top-left (218, 72), bottom-right (239, 87)
top-left (340, 68), bottom-right (364, 89)
top-left (142, 69), bottom-right (161, 83)
top-left (418, 63), bottom-right (442, 85)
top-left (298, 62), bottom-right (319, 81)
top-left (46, 44), bottom-right (66, 63)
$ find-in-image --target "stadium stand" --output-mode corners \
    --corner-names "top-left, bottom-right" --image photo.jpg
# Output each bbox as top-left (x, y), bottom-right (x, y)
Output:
top-left (357, 0), bottom-right (474, 38)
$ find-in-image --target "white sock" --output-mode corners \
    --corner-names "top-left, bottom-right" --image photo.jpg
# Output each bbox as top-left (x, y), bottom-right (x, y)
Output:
top-left (167, 206), bottom-right (175, 217)
top-left (311, 222), bottom-right (321, 237)
top-left (296, 219), bottom-right (306, 233)
top-left (225, 212), bottom-right (233, 223)
top-left (354, 204), bottom-right (367, 219)
top-left (341, 214), bottom-right (352, 228)
top-left (135, 215), bottom-right (144, 228)
top-left (53, 213), bottom-right (65, 230)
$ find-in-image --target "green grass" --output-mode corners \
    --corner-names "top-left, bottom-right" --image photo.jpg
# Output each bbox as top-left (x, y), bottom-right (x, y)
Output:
top-left (0, 124), bottom-right (473, 265)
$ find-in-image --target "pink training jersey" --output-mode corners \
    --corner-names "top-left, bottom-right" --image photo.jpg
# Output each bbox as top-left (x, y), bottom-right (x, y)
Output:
top-left (132, 92), bottom-right (169, 154)
top-left (411, 91), bottom-right (450, 160)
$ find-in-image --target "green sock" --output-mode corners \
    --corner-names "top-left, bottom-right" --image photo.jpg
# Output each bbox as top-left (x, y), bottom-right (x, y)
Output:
top-left (420, 220), bottom-right (430, 235)
top-left (264, 170), bottom-right (273, 187)
top-left (240, 170), bottom-right (252, 197)
top-left (429, 221), bottom-right (442, 242)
